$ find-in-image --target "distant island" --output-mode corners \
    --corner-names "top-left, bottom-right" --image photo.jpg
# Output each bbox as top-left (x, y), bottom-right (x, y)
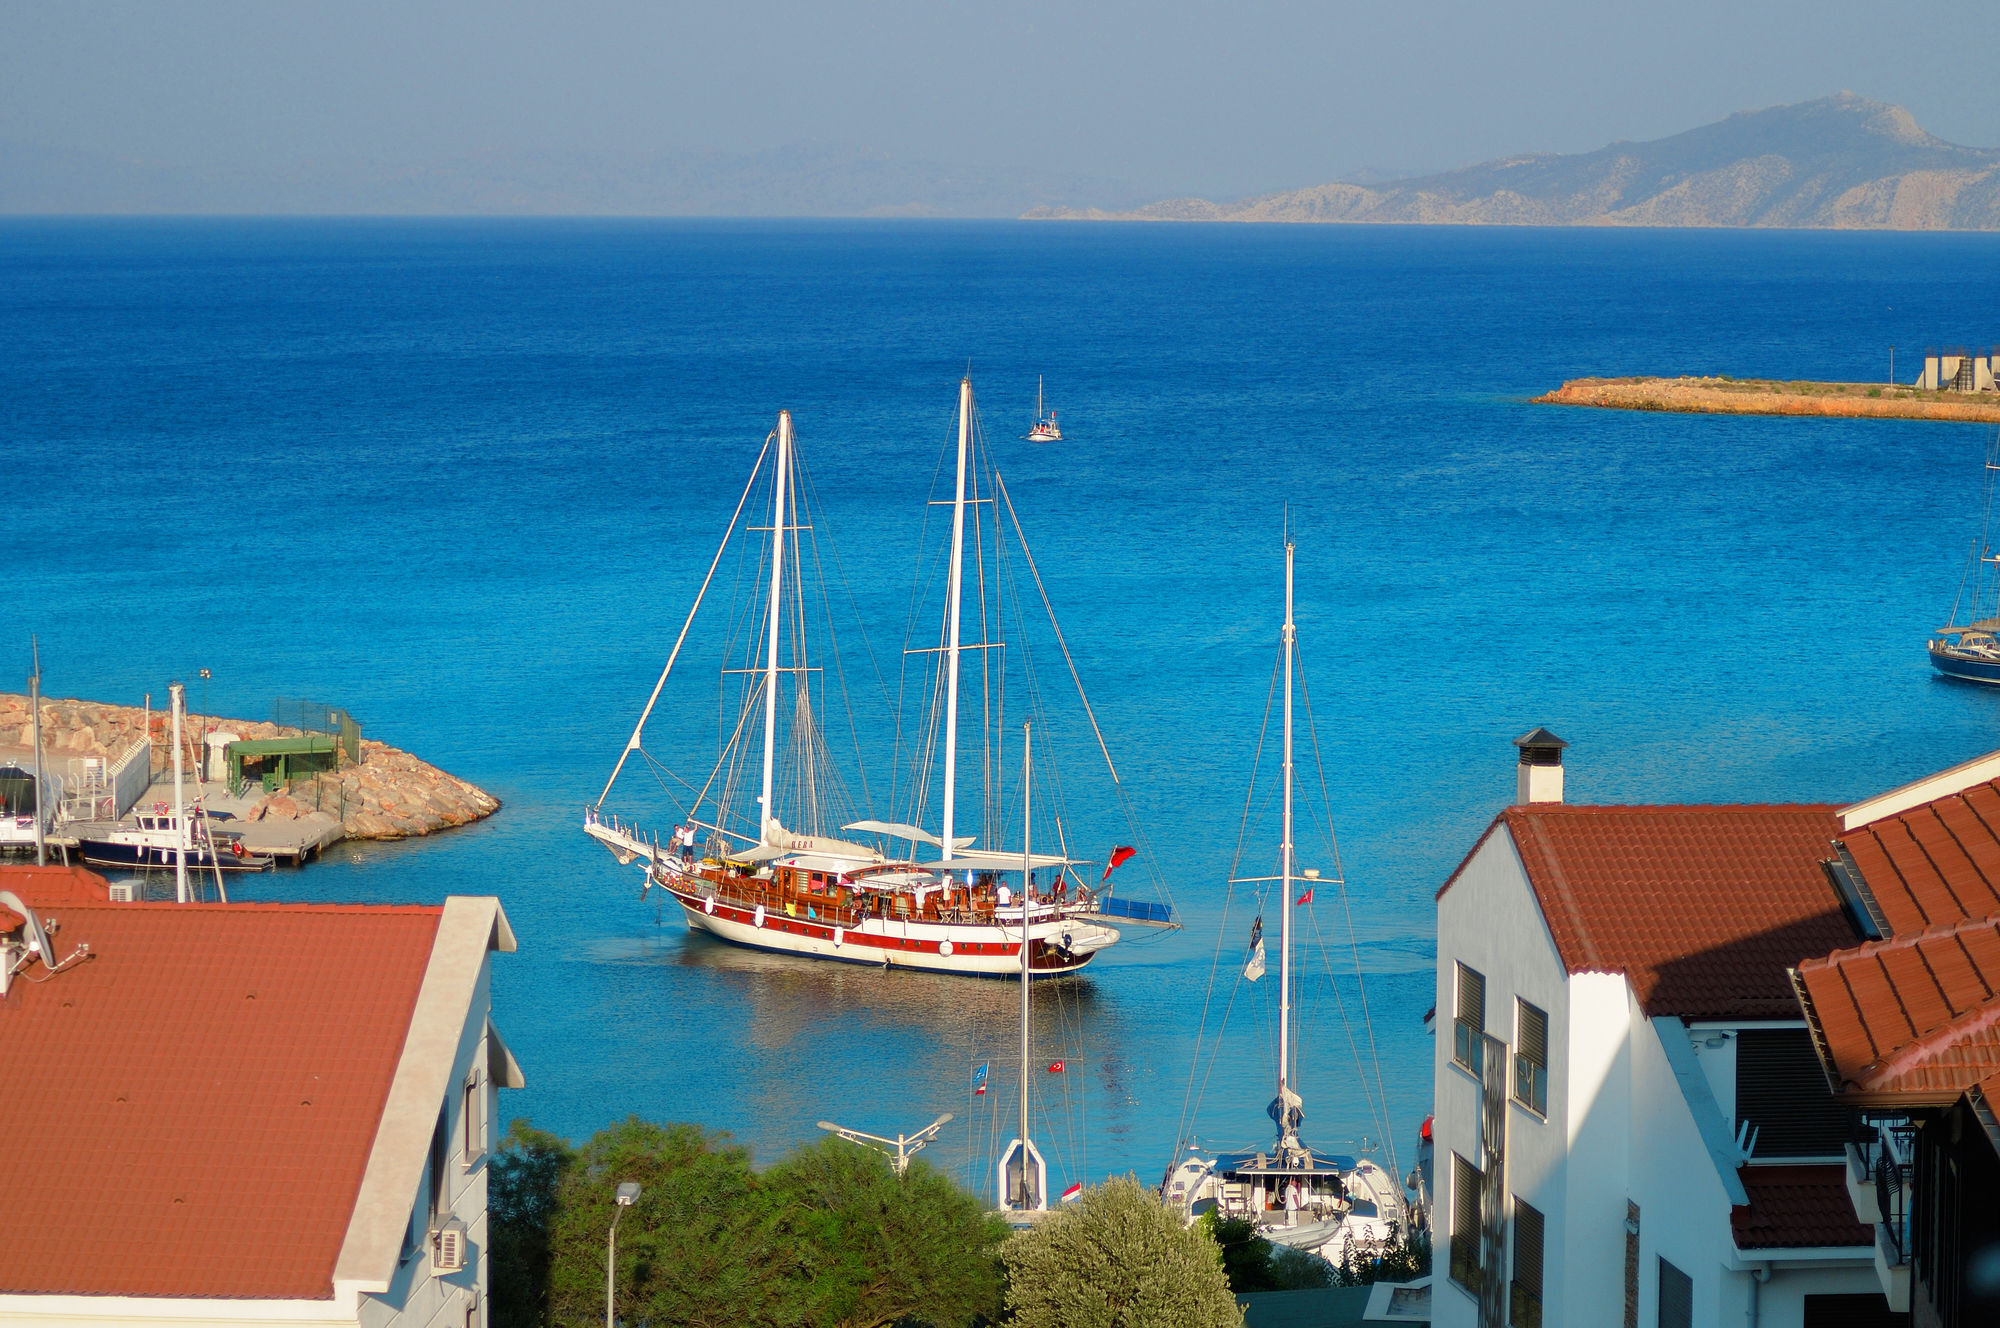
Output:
top-left (1028, 94), bottom-right (2000, 230)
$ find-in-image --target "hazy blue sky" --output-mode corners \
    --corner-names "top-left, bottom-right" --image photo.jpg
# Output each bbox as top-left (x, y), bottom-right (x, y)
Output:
top-left (4, 0), bottom-right (1997, 208)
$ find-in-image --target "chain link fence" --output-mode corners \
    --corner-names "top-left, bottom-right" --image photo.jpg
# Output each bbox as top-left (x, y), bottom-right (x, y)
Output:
top-left (271, 698), bottom-right (363, 763)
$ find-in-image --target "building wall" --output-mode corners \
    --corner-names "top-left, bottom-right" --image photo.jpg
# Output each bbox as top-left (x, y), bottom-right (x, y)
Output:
top-left (1434, 831), bottom-right (1571, 1328)
top-left (362, 954), bottom-right (497, 1328)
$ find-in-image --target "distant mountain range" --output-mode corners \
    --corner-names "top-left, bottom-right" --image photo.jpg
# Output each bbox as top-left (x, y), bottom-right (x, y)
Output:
top-left (1027, 94), bottom-right (2000, 229)
top-left (0, 140), bottom-right (1152, 218)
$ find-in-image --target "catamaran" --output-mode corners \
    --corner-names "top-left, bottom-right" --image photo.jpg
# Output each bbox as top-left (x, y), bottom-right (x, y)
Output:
top-left (1931, 430), bottom-right (2000, 684)
top-left (1025, 376), bottom-right (1061, 443)
top-left (1161, 540), bottom-right (1410, 1262)
top-left (583, 379), bottom-right (1171, 976)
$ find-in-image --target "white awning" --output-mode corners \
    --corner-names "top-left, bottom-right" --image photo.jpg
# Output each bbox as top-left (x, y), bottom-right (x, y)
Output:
top-left (843, 820), bottom-right (974, 850)
top-left (915, 850), bottom-right (1079, 872)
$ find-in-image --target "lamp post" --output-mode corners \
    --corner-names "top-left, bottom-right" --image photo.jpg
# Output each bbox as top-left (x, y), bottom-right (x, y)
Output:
top-left (606, 1181), bottom-right (639, 1328)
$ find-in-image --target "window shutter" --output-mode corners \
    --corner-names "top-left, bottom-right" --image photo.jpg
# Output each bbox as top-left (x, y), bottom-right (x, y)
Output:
top-left (1518, 1001), bottom-right (1548, 1066)
top-left (1657, 1257), bottom-right (1693, 1328)
top-left (1451, 1153), bottom-right (1484, 1291)
top-left (1457, 963), bottom-right (1486, 1027)
top-left (1735, 1029), bottom-right (1851, 1157)
top-left (1511, 1198), bottom-right (1544, 1328)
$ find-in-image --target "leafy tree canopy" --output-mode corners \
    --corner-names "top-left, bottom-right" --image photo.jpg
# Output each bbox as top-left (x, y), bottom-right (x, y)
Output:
top-left (1001, 1177), bottom-right (1242, 1328)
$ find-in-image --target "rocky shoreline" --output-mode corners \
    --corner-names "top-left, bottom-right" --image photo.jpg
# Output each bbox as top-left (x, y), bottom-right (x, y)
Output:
top-left (1534, 376), bottom-right (2000, 424)
top-left (0, 694), bottom-right (500, 841)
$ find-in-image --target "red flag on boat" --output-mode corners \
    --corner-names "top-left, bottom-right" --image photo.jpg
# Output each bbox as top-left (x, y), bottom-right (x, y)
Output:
top-left (1296, 887), bottom-right (1314, 906)
top-left (1047, 1060), bottom-right (1065, 1073)
top-left (1061, 1182), bottom-right (1083, 1203)
top-left (1099, 846), bottom-right (1137, 882)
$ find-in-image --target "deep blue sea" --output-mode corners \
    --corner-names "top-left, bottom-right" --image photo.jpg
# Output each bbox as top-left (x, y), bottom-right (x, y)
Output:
top-left (7, 218), bottom-right (2000, 1198)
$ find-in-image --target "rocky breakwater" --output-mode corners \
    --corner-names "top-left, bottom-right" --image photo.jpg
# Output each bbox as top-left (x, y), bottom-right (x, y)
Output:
top-left (0, 694), bottom-right (499, 841)
top-left (1535, 376), bottom-right (2000, 424)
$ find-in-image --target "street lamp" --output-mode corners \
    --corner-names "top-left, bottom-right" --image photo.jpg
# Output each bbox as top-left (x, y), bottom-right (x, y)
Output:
top-left (606, 1181), bottom-right (640, 1328)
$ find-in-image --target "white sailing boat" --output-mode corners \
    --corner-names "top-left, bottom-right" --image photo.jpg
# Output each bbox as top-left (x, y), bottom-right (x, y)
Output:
top-left (584, 380), bottom-right (1167, 976)
top-left (1025, 376), bottom-right (1061, 443)
top-left (1162, 540), bottom-right (1408, 1262)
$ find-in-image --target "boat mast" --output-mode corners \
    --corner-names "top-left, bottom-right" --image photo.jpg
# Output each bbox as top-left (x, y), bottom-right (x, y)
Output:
top-left (170, 680), bottom-right (189, 904)
top-left (1279, 539), bottom-right (1296, 1151)
top-left (29, 637), bottom-right (45, 867)
top-left (941, 378), bottom-right (971, 862)
top-left (760, 411), bottom-right (792, 844)
top-left (1019, 719), bottom-right (1033, 1165)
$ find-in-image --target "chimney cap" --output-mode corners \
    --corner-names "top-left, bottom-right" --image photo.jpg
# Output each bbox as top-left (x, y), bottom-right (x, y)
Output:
top-left (1514, 727), bottom-right (1567, 751)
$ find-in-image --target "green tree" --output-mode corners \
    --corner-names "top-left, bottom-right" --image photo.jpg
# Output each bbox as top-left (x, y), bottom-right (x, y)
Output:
top-left (1205, 1216), bottom-right (1334, 1294)
top-left (545, 1117), bottom-right (788, 1328)
top-left (1001, 1177), bottom-right (1242, 1328)
top-left (490, 1120), bottom-right (575, 1328)
top-left (764, 1135), bottom-right (1008, 1328)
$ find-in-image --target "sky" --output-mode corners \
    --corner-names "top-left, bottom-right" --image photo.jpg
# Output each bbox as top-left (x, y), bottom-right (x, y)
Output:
top-left (3, 0), bottom-right (1998, 211)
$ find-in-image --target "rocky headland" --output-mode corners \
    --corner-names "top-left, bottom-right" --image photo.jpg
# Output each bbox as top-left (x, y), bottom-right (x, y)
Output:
top-left (0, 694), bottom-right (499, 840)
top-left (1534, 377), bottom-right (2000, 423)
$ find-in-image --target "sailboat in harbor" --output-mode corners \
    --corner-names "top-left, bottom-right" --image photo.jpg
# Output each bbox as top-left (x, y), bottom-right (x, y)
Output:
top-left (1930, 430), bottom-right (2000, 684)
top-left (1025, 376), bottom-right (1061, 443)
top-left (1161, 540), bottom-right (1409, 1261)
top-left (583, 379), bottom-right (1170, 975)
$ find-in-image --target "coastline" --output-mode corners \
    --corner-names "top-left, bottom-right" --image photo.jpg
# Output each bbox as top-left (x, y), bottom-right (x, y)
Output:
top-left (1534, 376), bottom-right (2000, 423)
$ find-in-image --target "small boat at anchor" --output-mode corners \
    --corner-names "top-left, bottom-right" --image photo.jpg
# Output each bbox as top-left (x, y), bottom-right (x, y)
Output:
top-left (1931, 431), bottom-right (2000, 685)
top-left (1025, 376), bottom-right (1061, 443)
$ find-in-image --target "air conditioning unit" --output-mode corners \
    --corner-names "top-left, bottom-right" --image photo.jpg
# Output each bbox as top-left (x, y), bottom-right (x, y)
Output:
top-left (108, 882), bottom-right (140, 903)
top-left (430, 1218), bottom-right (468, 1275)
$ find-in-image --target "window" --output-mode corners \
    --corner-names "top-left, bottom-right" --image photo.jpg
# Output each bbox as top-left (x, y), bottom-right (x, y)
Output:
top-left (429, 1106), bottom-right (449, 1222)
top-left (1450, 1153), bottom-right (1483, 1292)
top-left (1511, 1198), bottom-right (1544, 1328)
top-left (461, 1068), bottom-right (484, 1165)
top-left (1455, 963), bottom-right (1486, 1076)
top-left (1514, 999), bottom-right (1549, 1115)
top-left (1735, 1029), bottom-right (1851, 1157)
top-left (1657, 1257), bottom-right (1692, 1328)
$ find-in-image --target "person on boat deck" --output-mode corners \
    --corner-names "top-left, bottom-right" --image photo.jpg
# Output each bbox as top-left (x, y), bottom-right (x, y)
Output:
top-left (997, 884), bottom-right (1012, 908)
top-left (676, 823), bottom-right (696, 865)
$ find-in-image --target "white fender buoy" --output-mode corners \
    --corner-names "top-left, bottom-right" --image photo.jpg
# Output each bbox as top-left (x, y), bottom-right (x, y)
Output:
top-left (704, 895), bottom-right (716, 914)
top-left (753, 904), bottom-right (766, 928)
top-left (939, 940), bottom-right (954, 957)
top-left (833, 927), bottom-right (844, 947)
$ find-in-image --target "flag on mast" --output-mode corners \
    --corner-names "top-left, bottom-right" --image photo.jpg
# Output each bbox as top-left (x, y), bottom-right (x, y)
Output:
top-left (972, 1063), bottom-right (988, 1095)
top-left (1243, 916), bottom-right (1266, 982)
top-left (1099, 846), bottom-right (1137, 882)
top-left (1047, 1060), bottom-right (1065, 1073)
top-left (1061, 1181), bottom-right (1083, 1203)
top-left (1296, 887), bottom-right (1314, 906)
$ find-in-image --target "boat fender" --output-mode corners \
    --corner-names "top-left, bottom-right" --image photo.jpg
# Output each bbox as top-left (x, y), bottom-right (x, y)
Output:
top-left (753, 904), bottom-right (766, 928)
top-left (833, 927), bottom-right (843, 947)
top-left (939, 940), bottom-right (953, 957)
top-left (704, 895), bottom-right (716, 914)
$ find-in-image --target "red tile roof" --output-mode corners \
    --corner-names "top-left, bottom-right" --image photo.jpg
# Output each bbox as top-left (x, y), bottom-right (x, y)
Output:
top-left (0, 863), bottom-right (108, 928)
top-left (1730, 1164), bottom-right (1873, 1249)
top-left (1443, 805), bottom-right (1857, 1019)
top-left (0, 867), bottom-right (442, 1299)
top-left (1838, 777), bottom-right (2000, 933)
top-left (1796, 912), bottom-right (2000, 1107)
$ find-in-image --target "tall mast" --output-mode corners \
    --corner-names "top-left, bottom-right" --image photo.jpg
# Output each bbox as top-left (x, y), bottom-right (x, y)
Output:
top-left (28, 637), bottom-right (45, 867)
top-left (941, 378), bottom-right (971, 862)
top-left (760, 411), bottom-right (792, 843)
top-left (1279, 539), bottom-right (1295, 1148)
top-left (1019, 720), bottom-right (1033, 1161)
top-left (170, 681), bottom-right (189, 904)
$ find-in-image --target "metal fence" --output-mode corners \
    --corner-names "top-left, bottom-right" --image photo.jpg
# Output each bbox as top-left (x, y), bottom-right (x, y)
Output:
top-left (271, 698), bottom-right (363, 763)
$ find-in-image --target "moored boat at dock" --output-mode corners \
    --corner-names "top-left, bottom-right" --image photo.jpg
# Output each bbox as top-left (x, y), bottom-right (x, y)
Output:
top-left (1931, 431), bottom-right (2000, 685)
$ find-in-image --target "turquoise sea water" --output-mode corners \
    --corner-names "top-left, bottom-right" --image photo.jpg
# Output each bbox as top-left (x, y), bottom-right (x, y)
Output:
top-left (7, 219), bottom-right (2000, 1196)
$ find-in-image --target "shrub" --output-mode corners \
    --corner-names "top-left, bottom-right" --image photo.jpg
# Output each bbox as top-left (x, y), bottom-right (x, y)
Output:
top-left (1003, 1177), bottom-right (1242, 1328)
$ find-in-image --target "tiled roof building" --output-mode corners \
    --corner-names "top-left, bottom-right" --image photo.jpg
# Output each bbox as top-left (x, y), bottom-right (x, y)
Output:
top-left (0, 864), bottom-right (521, 1326)
top-left (1431, 736), bottom-right (1893, 1328)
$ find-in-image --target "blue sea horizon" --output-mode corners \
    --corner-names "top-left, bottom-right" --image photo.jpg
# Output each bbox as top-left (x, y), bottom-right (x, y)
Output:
top-left (6, 217), bottom-right (1998, 1193)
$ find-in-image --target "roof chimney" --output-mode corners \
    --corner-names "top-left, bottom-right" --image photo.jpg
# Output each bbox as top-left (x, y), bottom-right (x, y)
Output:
top-left (1514, 728), bottom-right (1567, 805)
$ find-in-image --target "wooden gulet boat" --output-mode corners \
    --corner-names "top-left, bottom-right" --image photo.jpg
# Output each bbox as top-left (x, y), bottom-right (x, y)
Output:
top-left (585, 380), bottom-right (1153, 975)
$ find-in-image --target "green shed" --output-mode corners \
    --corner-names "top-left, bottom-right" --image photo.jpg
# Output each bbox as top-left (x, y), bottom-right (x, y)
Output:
top-left (227, 735), bottom-right (341, 795)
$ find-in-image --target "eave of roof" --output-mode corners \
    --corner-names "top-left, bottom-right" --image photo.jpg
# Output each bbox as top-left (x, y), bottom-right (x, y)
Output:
top-left (1730, 1164), bottom-right (1873, 1250)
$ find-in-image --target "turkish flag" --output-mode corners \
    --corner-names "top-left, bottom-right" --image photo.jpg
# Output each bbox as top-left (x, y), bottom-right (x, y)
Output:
top-left (1296, 888), bottom-right (1314, 906)
top-left (1047, 1060), bottom-right (1065, 1073)
top-left (1099, 847), bottom-right (1137, 882)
